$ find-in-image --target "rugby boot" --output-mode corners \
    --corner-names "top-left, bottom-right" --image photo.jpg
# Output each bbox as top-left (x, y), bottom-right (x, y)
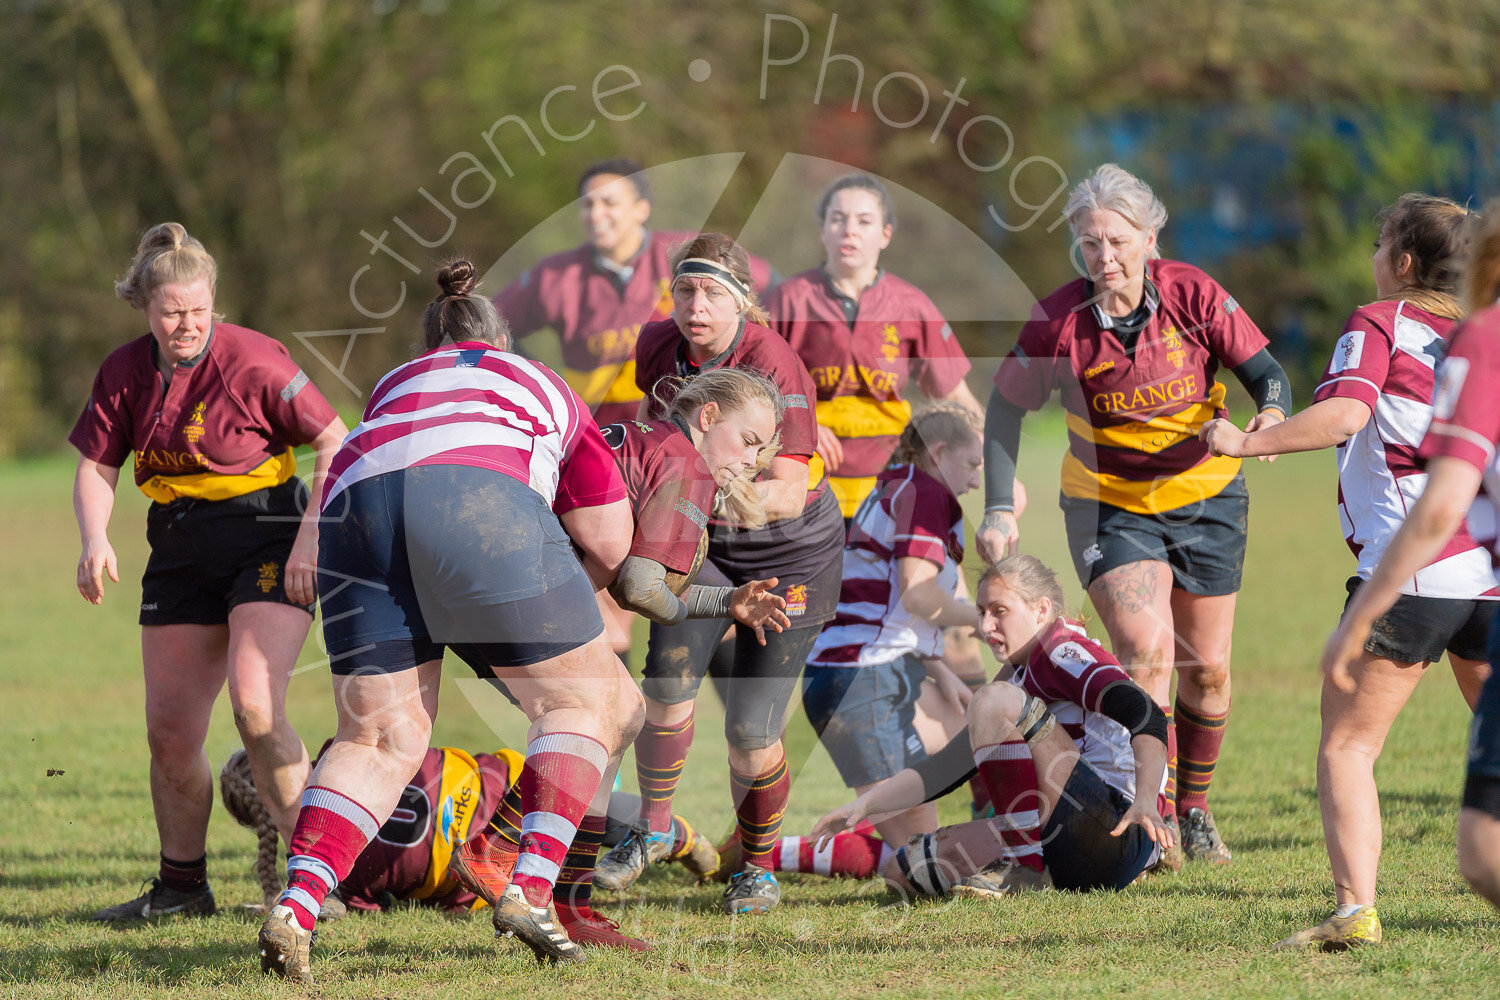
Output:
top-left (317, 890), bottom-right (348, 923)
top-left (92, 879), bottom-right (216, 921)
top-left (721, 864), bottom-right (780, 915)
top-left (1147, 814), bottom-right (1184, 874)
top-left (492, 883), bottom-right (586, 964)
top-left (669, 817), bottom-right (722, 881)
top-left (710, 831), bottom-right (742, 884)
top-left (1274, 906), bottom-right (1382, 952)
top-left (258, 904), bottom-right (315, 983)
top-left (594, 820), bottom-right (672, 891)
top-left (951, 858), bottom-right (1053, 899)
top-left (449, 835), bottom-right (519, 906)
top-left (1179, 806), bottom-right (1232, 864)
top-left (556, 903), bottom-right (652, 951)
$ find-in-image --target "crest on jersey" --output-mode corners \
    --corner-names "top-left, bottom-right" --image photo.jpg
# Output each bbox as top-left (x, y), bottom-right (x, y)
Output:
top-left (1330, 331), bottom-right (1365, 373)
top-left (1052, 640), bottom-right (1098, 676)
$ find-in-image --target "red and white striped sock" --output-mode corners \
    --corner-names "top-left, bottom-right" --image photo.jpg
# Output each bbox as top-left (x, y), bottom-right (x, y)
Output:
top-left (280, 785), bottom-right (381, 930)
top-left (768, 827), bottom-right (891, 878)
top-left (973, 740), bottom-right (1045, 872)
top-left (510, 732), bottom-right (608, 908)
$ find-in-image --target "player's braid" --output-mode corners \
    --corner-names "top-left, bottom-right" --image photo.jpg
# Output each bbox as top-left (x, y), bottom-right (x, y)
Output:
top-left (219, 749), bottom-right (282, 907)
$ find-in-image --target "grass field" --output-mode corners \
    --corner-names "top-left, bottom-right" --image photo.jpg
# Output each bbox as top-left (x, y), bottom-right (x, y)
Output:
top-left (2, 410), bottom-right (1496, 999)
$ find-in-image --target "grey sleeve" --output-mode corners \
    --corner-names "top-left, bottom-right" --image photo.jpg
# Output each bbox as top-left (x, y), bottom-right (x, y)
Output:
top-left (608, 555), bottom-right (687, 625)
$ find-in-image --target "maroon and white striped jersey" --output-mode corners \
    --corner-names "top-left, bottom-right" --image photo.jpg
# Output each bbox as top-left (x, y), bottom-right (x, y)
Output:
top-left (1315, 300), bottom-right (1496, 598)
top-left (808, 464), bottom-right (963, 666)
top-left (1420, 304), bottom-right (1500, 575)
top-left (323, 341), bottom-right (623, 515)
top-left (1007, 618), bottom-right (1156, 802)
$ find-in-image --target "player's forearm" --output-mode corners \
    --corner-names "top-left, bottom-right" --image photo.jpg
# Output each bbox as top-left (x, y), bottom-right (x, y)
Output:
top-left (1237, 397), bottom-right (1368, 457)
top-left (73, 459), bottom-right (119, 544)
top-left (899, 577), bottom-right (979, 629)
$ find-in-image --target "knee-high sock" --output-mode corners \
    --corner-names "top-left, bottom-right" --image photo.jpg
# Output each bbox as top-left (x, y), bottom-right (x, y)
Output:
top-left (768, 829), bottom-right (891, 878)
top-left (730, 753), bottom-right (790, 870)
top-left (1163, 705), bottom-right (1178, 818)
top-left (510, 732), bottom-right (608, 908)
top-left (636, 713), bottom-right (694, 834)
top-left (486, 779), bottom-right (524, 849)
top-left (1174, 698), bottom-right (1228, 814)
top-left (973, 740), bottom-right (1044, 872)
top-left (553, 812), bottom-right (607, 912)
top-left (281, 785), bottom-right (381, 930)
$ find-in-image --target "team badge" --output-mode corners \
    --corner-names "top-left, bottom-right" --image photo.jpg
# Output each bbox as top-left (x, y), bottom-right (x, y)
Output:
top-left (257, 562), bottom-right (280, 594)
top-left (881, 324), bottom-right (900, 361)
top-left (1166, 349), bottom-right (1186, 369)
top-left (1330, 331), bottom-right (1365, 374)
top-left (784, 583), bottom-right (808, 617)
top-left (183, 401), bottom-right (207, 443)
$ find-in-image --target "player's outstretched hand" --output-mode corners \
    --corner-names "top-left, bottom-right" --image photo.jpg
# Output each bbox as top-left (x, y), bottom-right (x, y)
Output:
top-left (1111, 797), bottom-right (1174, 847)
top-left (975, 510), bottom-right (1019, 564)
top-left (77, 537), bottom-right (119, 605)
top-left (731, 577), bottom-right (789, 646)
top-left (810, 797), bottom-right (872, 852)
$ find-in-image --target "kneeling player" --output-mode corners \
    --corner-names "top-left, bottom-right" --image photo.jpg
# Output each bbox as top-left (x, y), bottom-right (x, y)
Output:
top-left (810, 556), bottom-right (1174, 897)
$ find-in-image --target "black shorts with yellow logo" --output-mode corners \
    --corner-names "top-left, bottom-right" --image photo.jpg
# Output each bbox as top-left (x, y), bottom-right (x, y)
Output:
top-left (139, 479), bottom-right (312, 626)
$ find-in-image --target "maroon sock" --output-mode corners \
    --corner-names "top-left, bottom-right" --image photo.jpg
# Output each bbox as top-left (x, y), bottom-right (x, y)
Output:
top-left (511, 732), bottom-right (607, 908)
top-left (487, 781), bottom-right (524, 850)
top-left (281, 785), bottom-right (380, 930)
top-left (767, 831), bottom-right (890, 877)
top-left (731, 753), bottom-right (790, 870)
top-left (1175, 698), bottom-right (1228, 815)
top-left (973, 739), bottom-right (1044, 872)
top-left (159, 853), bottom-right (207, 893)
top-left (553, 812), bottom-right (607, 910)
top-left (636, 714), bottom-right (694, 834)
top-left (1163, 706), bottom-right (1179, 819)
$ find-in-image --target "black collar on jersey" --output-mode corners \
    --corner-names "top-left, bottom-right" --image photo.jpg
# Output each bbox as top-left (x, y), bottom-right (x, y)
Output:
top-left (666, 411), bottom-right (693, 438)
top-left (1086, 275), bottom-right (1160, 349)
top-left (674, 315), bottom-right (747, 377)
top-left (820, 267), bottom-right (885, 328)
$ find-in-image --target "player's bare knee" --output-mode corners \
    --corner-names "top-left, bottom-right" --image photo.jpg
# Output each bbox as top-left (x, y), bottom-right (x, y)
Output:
top-left (968, 681), bottom-right (1025, 724)
top-left (1183, 659), bottom-right (1230, 698)
top-left (615, 680), bottom-right (646, 747)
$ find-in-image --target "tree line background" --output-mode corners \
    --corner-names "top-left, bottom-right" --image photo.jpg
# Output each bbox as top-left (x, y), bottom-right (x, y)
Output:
top-left (4, 0), bottom-right (1498, 456)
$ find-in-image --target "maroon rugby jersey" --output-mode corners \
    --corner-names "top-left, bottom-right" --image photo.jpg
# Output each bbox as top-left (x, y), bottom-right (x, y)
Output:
top-left (338, 744), bottom-right (521, 912)
top-left (494, 230), bottom-right (774, 426)
top-left (766, 269), bottom-right (970, 512)
top-left (1419, 304), bottom-right (1500, 576)
top-left (1313, 300), bottom-right (1494, 597)
top-left (601, 418), bottom-right (717, 574)
top-left (69, 324), bottom-right (338, 503)
top-left (993, 260), bottom-right (1267, 514)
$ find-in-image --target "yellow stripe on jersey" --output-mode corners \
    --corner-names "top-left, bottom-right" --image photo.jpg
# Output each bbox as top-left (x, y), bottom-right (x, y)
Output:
top-left (1064, 396), bottom-right (1223, 454)
top-left (814, 395), bottom-right (913, 440)
top-left (563, 361), bottom-right (645, 406)
top-left (828, 475), bottom-right (879, 518)
top-left (410, 747), bottom-right (490, 901)
top-left (1060, 451), bottom-right (1241, 515)
top-left (138, 448), bottom-right (297, 504)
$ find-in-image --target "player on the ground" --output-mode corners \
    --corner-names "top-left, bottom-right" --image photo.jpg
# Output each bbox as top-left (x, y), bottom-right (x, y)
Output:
top-left (977, 163), bottom-right (1292, 867)
top-left (1200, 195), bottom-right (1492, 951)
top-left (812, 556), bottom-right (1173, 897)
top-left (593, 234), bottom-right (846, 916)
top-left (258, 260), bottom-right (642, 979)
top-left (72, 222), bottom-right (346, 921)
top-left (1322, 198), bottom-right (1500, 938)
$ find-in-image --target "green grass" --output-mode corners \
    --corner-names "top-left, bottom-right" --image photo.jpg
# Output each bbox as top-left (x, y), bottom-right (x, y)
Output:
top-left (3, 413), bottom-right (1497, 999)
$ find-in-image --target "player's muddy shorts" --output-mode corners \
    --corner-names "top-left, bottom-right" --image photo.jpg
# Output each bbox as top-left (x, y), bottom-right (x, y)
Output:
top-left (803, 655), bottom-right (929, 787)
top-left (318, 465), bottom-right (602, 675)
top-left (140, 478), bottom-right (312, 626)
top-left (1343, 577), bottom-right (1494, 665)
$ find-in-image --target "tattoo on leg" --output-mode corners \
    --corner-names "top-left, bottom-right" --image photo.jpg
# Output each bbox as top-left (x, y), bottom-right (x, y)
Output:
top-left (1100, 564), bottom-right (1158, 615)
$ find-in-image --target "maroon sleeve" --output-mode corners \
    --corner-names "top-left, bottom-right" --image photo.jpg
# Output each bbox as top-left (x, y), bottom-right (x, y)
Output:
top-left (633, 319), bottom-right (678, 409)
top-left (753, 327), bottom-right (818, 459)
top-left (629, 437), bottom-right (715, 573)
top-left (68, 357), bottom-right (135, 468)
top-left (250, 341), bottom-right (340, 446)
top-left (1192, 270), bottom-right (1267, 369)
top-left (888, 475), bottom-right (954, 567)
top-left (992, 314), bottom-right (1064, 412)
top-left (555, 415), bottom-right (628, 513)
top-left (1311, 305), bottom-right (1391, 410)
top-left (1420, 310), bottom-right (1500, 471)
top-left (911, 294), bottom-right (971, 398)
